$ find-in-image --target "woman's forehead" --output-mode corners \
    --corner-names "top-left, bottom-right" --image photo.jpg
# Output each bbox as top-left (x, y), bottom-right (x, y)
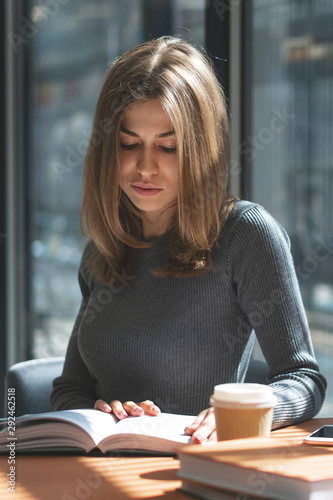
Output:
top-left (121, 100), bottom-right (174, 137)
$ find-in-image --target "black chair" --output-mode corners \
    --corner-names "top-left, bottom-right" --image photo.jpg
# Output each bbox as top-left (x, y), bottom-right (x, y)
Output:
top-left (5, 357), bottom-right (65, 417)
top-left (4, 357), bottom-right (269, 417)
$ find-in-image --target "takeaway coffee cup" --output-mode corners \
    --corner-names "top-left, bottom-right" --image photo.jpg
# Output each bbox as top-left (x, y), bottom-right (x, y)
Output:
top-left (210, 383), bottom-right (276, 441)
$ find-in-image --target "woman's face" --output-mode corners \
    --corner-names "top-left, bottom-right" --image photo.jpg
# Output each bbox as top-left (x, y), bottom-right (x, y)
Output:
top-left (118, 99), bottom-right (179, 237)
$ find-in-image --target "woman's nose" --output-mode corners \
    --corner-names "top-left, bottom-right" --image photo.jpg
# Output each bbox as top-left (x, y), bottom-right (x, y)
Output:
top-left (136, 148), bottom-right (158, 175)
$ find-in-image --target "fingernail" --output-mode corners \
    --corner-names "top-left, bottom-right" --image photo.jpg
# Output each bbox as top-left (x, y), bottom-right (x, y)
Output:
top-left (185, 425), bottom-right (196, 432)
top-left (119, 410), bottom-right (128, 418)
top-left (194, 435), bottom-right (203, 444)
top-left (103, 404), bottom-right (111, 412)
top-left (134, 406), bottom-right (143, 413)
top-left (151, 406), bottom-right (160, 413)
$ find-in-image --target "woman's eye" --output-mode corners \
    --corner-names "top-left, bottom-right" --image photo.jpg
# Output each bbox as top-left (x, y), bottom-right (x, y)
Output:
top-left (161, 146), bottom-right (177, 154)
top-left (120, 143), bottom-right (139, 150)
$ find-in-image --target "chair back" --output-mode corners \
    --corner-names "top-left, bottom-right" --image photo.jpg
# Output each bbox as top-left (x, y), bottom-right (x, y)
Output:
top-left (5, 357), bottom-right (65, 417)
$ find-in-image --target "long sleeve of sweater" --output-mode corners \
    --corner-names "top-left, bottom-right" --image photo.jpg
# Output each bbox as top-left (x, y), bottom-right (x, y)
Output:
top-left (225, 203), bottom-right (327, 428)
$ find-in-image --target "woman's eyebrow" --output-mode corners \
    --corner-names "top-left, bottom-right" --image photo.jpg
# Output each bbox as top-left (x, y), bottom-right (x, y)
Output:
top-left (120, 127), bottom-right (138, 137)
top-left (157, 130), bottom-right (175, 138)
top-left (120, 127), bottom-right (175, 138)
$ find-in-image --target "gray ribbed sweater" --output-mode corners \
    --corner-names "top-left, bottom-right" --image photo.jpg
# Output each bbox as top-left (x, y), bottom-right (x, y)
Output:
top-left (51, 201), bottom-right (327, 429)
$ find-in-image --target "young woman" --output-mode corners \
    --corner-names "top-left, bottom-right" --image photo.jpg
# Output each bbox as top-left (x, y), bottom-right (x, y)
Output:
top-left (51, 36), bottom-right (326, 444)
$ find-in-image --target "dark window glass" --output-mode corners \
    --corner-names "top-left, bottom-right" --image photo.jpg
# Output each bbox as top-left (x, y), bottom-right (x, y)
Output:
top-left (248, 0), bottom-right (333, 416)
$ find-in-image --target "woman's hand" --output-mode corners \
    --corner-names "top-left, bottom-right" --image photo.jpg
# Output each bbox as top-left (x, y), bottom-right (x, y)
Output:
top-left (184, 407), bottom-right (217, 444)
top-left (94, 399), bottom-right (160, 420)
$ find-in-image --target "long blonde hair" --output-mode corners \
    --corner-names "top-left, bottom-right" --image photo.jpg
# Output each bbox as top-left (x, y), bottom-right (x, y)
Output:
top-left (81, 36), bottom-right (233, 282)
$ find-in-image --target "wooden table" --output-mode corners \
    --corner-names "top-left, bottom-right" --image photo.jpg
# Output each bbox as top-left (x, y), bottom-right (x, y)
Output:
top-left (0, 418), bottom-right (331, 500)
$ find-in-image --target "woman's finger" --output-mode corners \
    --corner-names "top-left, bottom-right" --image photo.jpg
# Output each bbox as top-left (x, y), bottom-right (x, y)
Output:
top-left (95, 399), bottom-right (160, 419)
top-left (94, 399), bottom-right (112, 413)
top-left (122, 400), bottom-right (144, 416)
top-left (185, 408), bottom-right (216, 444)
top-left (184, 408), bottom-right (210, 435)
top-left (138, 400), bottom-right (160, 415)
top-left (191, 408), bottom-right (216, 444)
top-left (109, 400), bottom-right (128, 419)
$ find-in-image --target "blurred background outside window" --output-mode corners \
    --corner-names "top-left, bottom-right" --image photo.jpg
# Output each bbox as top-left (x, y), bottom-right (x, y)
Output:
top-left (248, 0), bottom-right (333, 415)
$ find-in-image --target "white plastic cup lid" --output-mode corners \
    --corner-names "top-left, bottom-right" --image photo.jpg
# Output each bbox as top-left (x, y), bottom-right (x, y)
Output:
top-left (211, 383), bottom-right (275, 405)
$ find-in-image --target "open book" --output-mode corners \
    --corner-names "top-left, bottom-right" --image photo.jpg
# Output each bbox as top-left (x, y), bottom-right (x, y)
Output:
top-left (0, 409), bottom-right (196, 455)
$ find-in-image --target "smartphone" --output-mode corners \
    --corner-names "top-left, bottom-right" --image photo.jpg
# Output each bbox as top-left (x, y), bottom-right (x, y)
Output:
top-left (303, 425), bottom-right (333, 446)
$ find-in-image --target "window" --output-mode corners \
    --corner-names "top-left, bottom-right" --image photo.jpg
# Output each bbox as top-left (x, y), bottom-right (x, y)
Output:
top-left (246, 0), bottom-right (333, 416)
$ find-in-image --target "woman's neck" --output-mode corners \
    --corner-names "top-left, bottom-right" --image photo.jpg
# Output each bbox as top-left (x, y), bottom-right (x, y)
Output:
top-left (142, 207), bottom-right (176, 240)
top-left (142, 218), bottom-right (168, 240)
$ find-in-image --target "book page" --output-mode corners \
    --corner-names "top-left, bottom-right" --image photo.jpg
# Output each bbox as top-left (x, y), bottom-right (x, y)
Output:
top-left (100, 412), bottom-right (196, 452)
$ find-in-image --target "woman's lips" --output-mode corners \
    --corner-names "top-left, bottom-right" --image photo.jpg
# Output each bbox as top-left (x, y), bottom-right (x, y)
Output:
top-left (131, 184), bottom-right (163, 197)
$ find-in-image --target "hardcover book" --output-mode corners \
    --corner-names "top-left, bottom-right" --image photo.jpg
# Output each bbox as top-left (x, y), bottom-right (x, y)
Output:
top-left (177, 436), bottom-right (333, 500)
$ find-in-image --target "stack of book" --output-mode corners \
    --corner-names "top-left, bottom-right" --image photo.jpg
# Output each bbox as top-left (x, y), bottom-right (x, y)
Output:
top-left (177, 436), bottom-right (333, 500)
